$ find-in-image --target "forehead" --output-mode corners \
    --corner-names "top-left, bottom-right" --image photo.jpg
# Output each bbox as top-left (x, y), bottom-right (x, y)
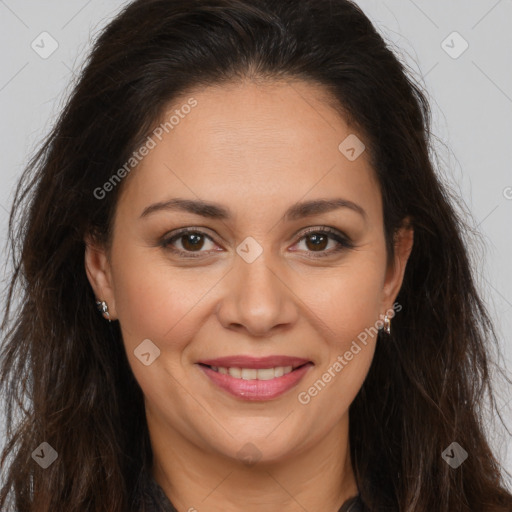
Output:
top-left (117, 80), bottom-right (381, 223)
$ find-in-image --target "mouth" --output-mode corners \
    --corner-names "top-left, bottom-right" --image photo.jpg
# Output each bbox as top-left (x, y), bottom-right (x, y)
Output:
top-left (196, 356), bottom-right (314, 401)
top-left (199, 362), bottom-right (309, 380)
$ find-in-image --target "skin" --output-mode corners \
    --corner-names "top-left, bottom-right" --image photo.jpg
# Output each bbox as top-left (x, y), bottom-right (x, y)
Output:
top-left (85, 79), bottom-right (414, 512)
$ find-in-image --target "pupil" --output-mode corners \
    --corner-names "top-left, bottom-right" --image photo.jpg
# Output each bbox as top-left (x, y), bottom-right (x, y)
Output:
top-left (179, 233), bottom-right (328, 253)
top-left (307, 234), bottom-right (327, 251)
top-left (183, 233), bottom-right (203, 251)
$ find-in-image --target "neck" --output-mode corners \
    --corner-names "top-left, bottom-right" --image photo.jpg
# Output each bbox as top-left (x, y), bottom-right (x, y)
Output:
top-left (148, 408), bottom-right (359, 512)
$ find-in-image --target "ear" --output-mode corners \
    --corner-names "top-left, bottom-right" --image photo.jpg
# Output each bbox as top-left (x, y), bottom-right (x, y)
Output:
top-left (84, 233), bottom-right (118, 320)
top-left (380, 217), bottom-right (414, 312)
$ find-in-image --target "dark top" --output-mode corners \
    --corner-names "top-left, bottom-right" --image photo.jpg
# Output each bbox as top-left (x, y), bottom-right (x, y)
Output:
top-left (138, 469), bottom-right (366, 512)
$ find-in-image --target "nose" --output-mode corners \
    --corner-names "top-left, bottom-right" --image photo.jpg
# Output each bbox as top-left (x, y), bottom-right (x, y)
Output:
top-left (215, 249), bottom-right (299, 338)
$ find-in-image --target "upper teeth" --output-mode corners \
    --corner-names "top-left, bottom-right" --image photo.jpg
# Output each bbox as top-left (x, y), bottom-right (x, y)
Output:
top-left (211, 366), bottom-right (294, 380)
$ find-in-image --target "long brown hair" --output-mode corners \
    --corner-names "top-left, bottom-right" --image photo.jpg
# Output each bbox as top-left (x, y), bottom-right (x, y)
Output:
top-left (1, 0), bottom-right (511, 510)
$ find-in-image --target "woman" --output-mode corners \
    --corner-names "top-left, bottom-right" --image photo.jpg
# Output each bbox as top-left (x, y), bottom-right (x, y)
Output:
top-left (1, 0), bottom-right (511, 510)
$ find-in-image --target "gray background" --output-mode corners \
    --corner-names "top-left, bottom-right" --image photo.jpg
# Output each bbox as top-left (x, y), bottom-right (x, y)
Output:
top-left (1, 0), bottom-right (511, 482)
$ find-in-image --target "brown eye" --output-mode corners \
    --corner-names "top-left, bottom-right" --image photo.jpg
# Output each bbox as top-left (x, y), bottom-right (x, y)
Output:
top-left (180, 232), bottom-right (205, 251)
top-left (161, 226), bottom-right (353, 260)
top-left (304, 233), bottom-right (329, 252)
top-left (293, 227), bottom-right (354, 258)
top-left (161, 229), bottom-right (217, 258)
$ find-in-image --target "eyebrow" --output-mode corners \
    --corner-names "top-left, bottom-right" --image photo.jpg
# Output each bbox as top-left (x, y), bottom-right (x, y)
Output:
top-left (139, 197), bottom-right (367, 221)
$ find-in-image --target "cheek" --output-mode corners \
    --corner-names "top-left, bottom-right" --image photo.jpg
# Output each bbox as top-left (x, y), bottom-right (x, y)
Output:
top-left (109, 250), bottom-right (210, 409)
top-left (291, 254), bottom-right (385, 405)
top-left (294, 271), bottom-right (381, 424)
top-left (297, 262), bottom-right (385, 346)
top-left (109, 241), bottom-right (199, 349)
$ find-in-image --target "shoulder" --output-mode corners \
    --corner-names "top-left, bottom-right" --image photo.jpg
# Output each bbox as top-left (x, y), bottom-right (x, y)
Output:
top-left (339, 494), bottom-right (367, 512)
top-left (134, 468), bottom-right (178, 512)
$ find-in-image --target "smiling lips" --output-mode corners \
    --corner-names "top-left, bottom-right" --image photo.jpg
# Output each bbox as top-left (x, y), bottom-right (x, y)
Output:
top-left (197, 355), bottom-right (313, 401)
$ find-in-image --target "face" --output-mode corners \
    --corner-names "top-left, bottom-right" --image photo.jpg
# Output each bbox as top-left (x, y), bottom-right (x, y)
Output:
top-left (86, 79), bottom-right (413, 465)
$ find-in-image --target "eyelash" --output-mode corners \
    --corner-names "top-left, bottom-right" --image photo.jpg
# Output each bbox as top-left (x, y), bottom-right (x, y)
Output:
top-left (160, 226), bottom-right (354, 259)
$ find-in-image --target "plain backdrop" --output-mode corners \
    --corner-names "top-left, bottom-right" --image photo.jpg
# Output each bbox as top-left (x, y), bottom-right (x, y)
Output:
top-left (1, 0), bottom-right (511, 485)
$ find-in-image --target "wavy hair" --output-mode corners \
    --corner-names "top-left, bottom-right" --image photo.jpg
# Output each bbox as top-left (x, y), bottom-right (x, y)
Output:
top-left (1, 0), bottom-right (511, 510)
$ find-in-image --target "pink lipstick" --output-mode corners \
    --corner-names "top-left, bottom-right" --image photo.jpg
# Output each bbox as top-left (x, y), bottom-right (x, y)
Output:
top-left (197, 355), bottom-right (313, 401)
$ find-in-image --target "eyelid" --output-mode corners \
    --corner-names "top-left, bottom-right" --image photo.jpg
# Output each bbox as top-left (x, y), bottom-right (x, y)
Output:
top-left (159, 226), bottom-right (220, 259)
top-left (160, 225), bottom-right (354, 258)
top-left (160, 227), bottom-right (219, 258)
top-left (292, 226), bottom-right (354, 257)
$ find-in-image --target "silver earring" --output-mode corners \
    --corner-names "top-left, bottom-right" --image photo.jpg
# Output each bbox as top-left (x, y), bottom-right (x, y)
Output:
top-left (96, 300), bottom-right (111, 322)
top-left (383, 314), bottom-right (391, 335)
